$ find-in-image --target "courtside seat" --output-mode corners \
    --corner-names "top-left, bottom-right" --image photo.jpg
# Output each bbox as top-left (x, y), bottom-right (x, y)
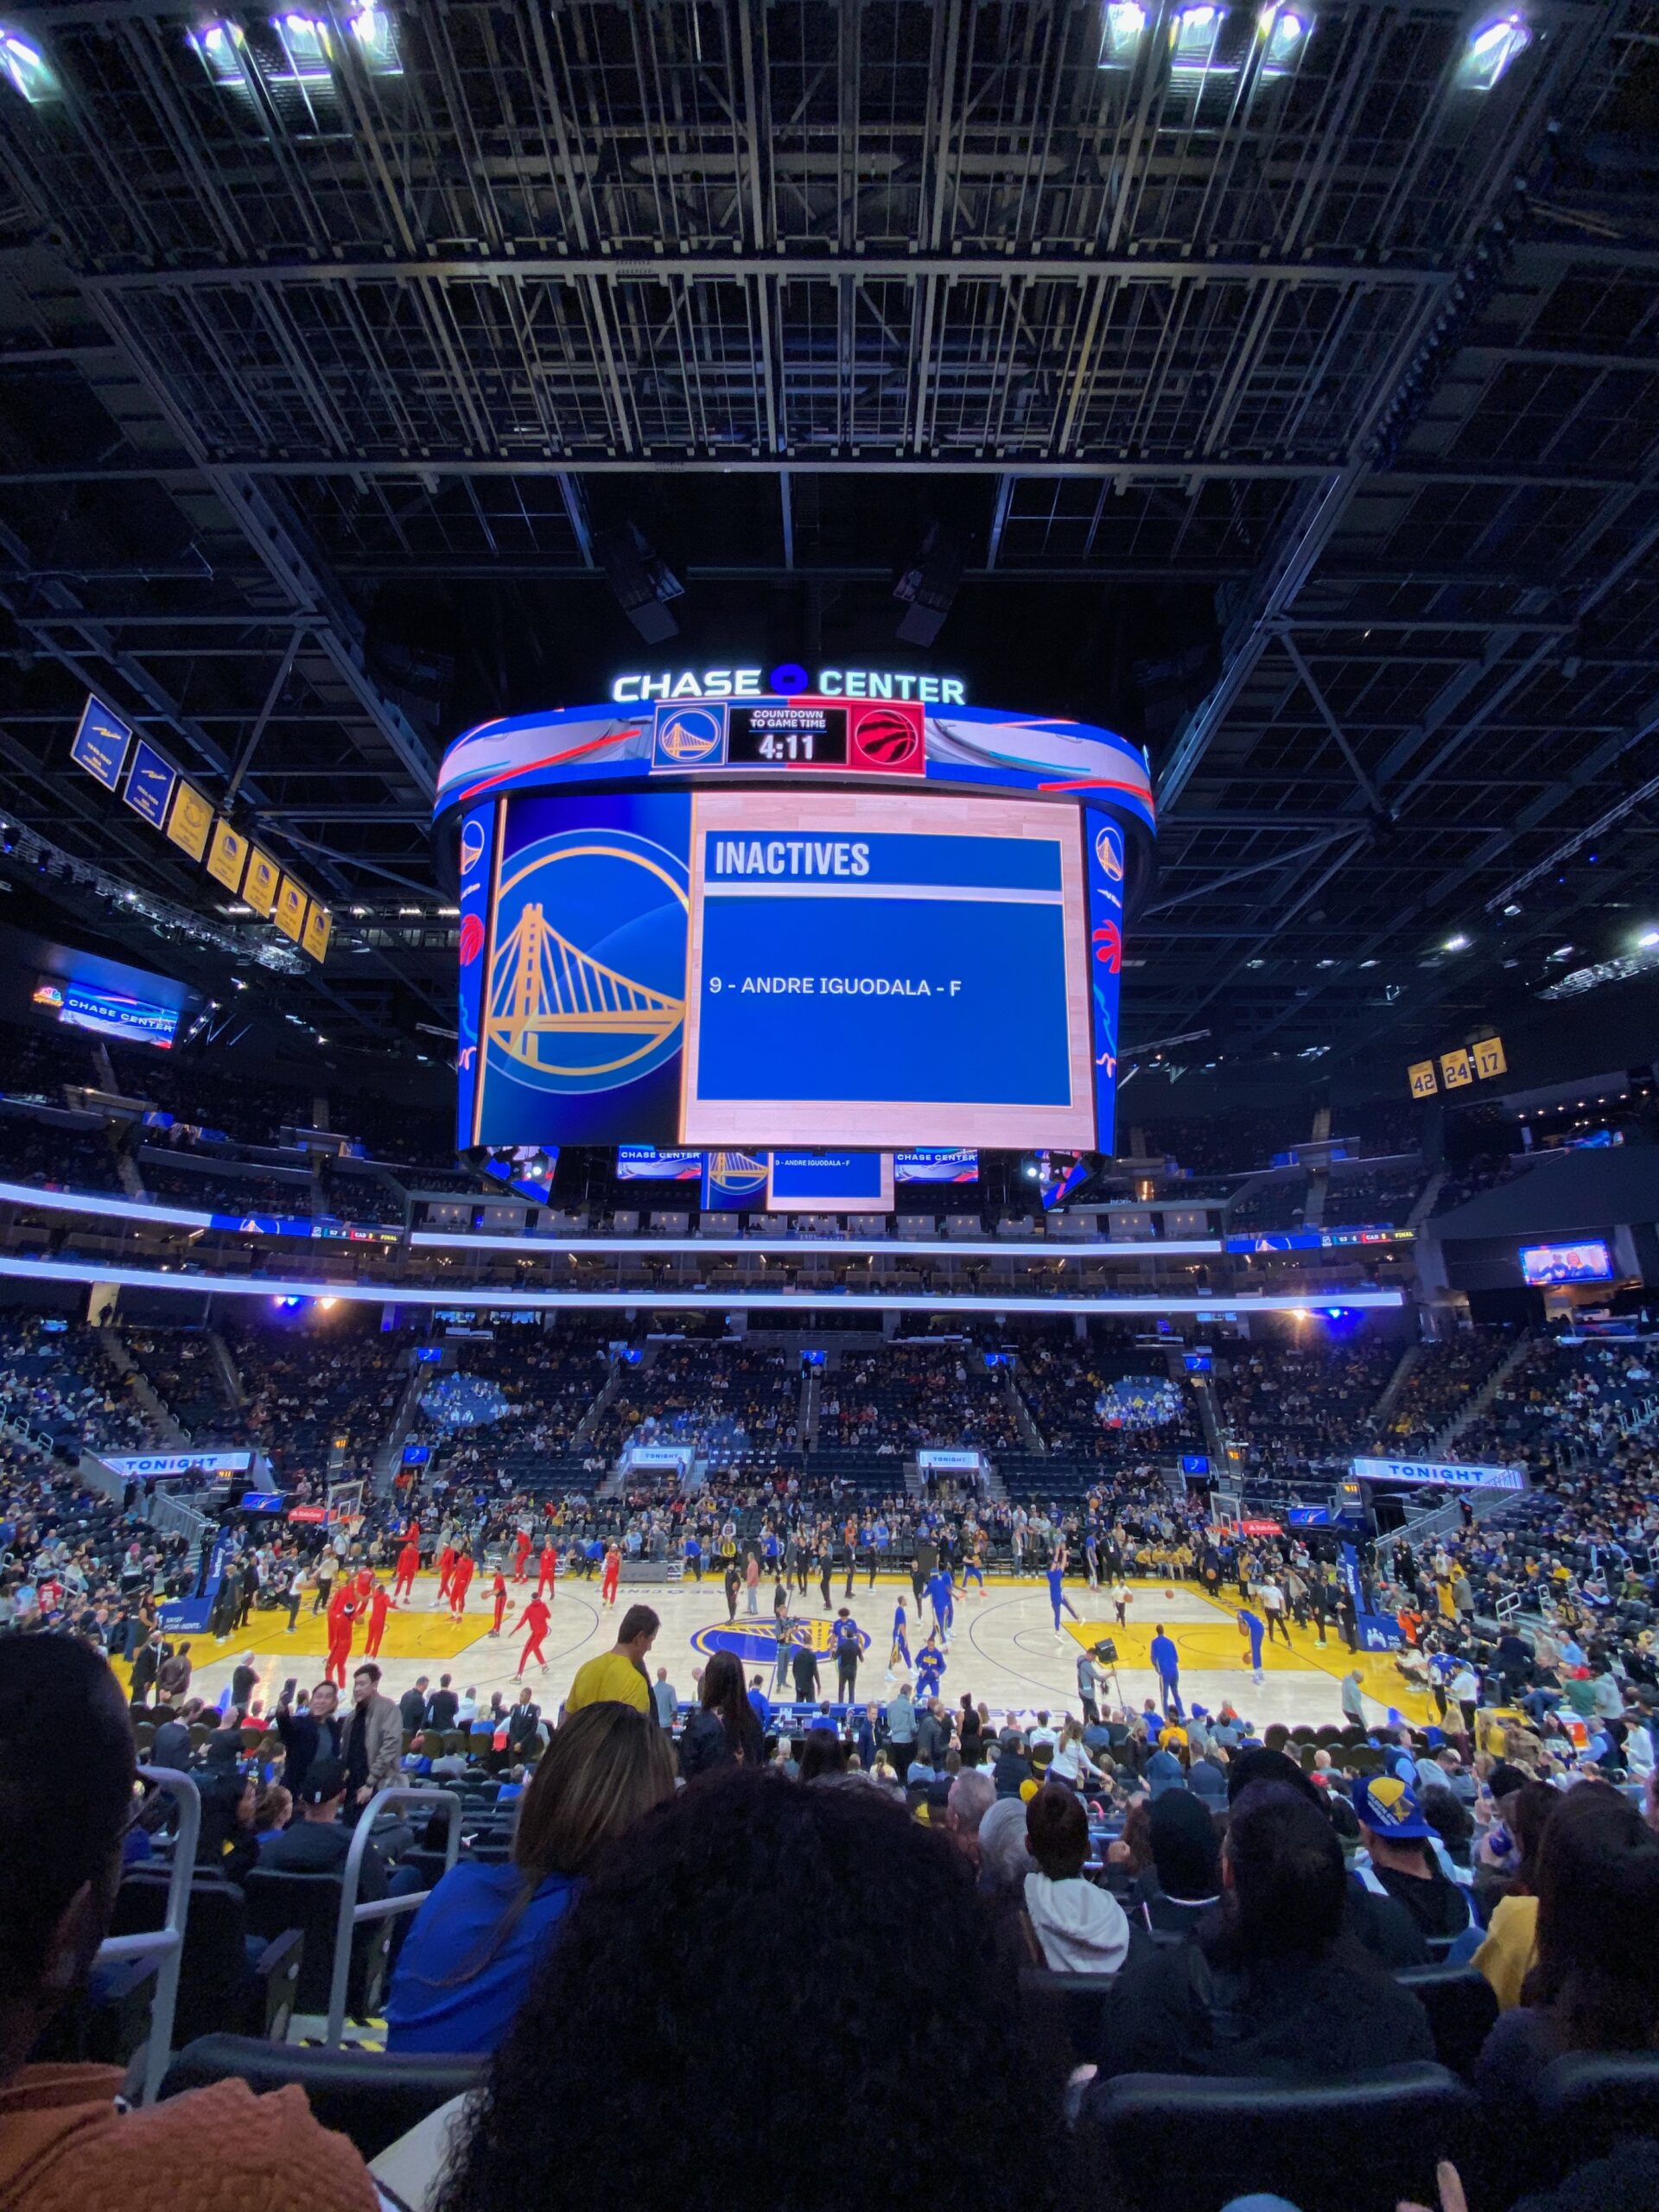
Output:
top-left (161, 2035), bottom-right (486, 2160)
top-left (1083, 2063), bottom-right (1479, 2212)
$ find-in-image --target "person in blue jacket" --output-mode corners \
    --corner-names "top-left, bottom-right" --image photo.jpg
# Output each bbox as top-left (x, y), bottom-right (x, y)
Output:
top-left (1150, 1623), bottom-right (1184, 1719)
top-left (385, 1703), bottom-right (674, 2054)
top-left (916, 1637), bottom-right (946, 1700)
top-left (889, 1592), bottom-right (912, 1675)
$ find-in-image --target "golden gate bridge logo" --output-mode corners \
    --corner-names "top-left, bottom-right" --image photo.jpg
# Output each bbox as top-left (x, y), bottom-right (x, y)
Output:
top-left (486, 825), bottom-right (689, 1094)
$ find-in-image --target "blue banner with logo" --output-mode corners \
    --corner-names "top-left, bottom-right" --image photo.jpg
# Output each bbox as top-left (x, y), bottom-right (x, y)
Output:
top-left (123, 739), bottom-right (176, 830)
top-left (1083, 807), bottom-right (1124, 1152)
top-left (70, 694), bottom-right (132, 791)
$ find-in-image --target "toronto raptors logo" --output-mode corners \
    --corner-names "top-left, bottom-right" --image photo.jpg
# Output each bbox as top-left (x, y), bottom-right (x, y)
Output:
top-left (1092, 920), bottom-right (1122, 973)
top-left (850, 702), bottom-right (924, 773)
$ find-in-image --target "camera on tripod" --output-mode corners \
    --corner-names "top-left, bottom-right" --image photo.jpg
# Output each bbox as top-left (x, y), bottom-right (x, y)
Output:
top-left (1092, 1637), bottom-right (1119, 1664)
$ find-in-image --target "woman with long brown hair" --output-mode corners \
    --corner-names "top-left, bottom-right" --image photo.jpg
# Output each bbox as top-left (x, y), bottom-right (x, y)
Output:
top-left (678, 1649), bottom-right (765, 1778)
top-left (385, 1700), bottom-right (675, 2053)
top-left (1476, 1780), bottom-right (1659, 2120)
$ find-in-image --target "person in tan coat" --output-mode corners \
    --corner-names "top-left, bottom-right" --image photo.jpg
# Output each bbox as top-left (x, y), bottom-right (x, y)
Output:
top-left (0, 1635), bottom-right (372, 2212)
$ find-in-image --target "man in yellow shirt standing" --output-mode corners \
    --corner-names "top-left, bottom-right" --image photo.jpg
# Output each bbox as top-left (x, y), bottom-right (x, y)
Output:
top-left (563, 1605), bottom-right (660, 1717)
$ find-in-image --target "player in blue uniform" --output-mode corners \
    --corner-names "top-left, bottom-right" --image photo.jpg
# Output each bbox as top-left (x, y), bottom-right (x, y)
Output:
top-left (962, 1530), bottom-right (985, 1594)
top-left (889, 1594), bottom-right (912, 1675)
top-left (1238, 1606), bottom-right (1267, 1685)
top-left (916, 1636), bottom-right (945, 1699)
top-left (1047, 1550), bottom-right (1080, 1634)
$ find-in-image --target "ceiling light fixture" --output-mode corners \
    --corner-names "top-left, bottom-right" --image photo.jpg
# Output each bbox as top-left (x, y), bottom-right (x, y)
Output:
top-left (1459, 12), bottom-right (1531, 91)
top-left (0, 26), bottom-right (58, 100)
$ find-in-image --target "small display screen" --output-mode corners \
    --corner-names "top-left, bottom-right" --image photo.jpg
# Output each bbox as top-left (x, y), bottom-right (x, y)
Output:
top-left (728, 702), bottom-right (849, 766)
top-left (1520, 1240), bottom-right (1613, 1286)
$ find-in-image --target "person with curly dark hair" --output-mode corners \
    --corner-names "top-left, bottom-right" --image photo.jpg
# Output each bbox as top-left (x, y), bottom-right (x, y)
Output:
top-left (435, 1770), bottom-right (1069, 2212)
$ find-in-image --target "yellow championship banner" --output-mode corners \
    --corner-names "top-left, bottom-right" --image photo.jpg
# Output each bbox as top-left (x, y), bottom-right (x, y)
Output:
top-left (206, 817), bottom-right (250, 893)
top-left (1408, 1058), bottom-right (1438, 1099)
top-left (1473, 1035), bottom-right (1507, 1080)
top-left (244, 847), bottom-right (281, 916)
top-left (165, 779), bottom-right (214, 862)
top-left (273, 874), bottom-right (308, 943)
top-left (302, 904), bottom-right (333, 963)
top-left (1440, 1047), bottom-right (1474, 1090)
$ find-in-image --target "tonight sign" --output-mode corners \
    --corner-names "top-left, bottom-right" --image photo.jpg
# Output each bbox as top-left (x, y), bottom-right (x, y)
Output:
top-left (611, 665), bottom-right (968, 704)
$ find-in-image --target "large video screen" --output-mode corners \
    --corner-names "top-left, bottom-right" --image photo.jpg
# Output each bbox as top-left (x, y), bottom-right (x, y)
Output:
top-left (37, 979), bottom-right (179, 1050)
top-left (457, 788), bottom-right (1121, 1153)
top-left (1520, 1240), bottom-right (1613, 1286)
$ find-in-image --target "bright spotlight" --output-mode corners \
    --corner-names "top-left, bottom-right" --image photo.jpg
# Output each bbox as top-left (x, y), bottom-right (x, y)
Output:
top-left (1443, 932), bottom-right (1470, 952)
top-left (1259, 6), bottom-right (1309, 73)
top-left (1459, 12), bottom-right (1530, 90)
top-left (0, 27), bottom-right (58, 102)
top-left (1170, 2), bottom-right (1230, 73)
top-left (1098, 0), bottom-right (1147, 64)
top-left (271, 11), bottom-right (331, 80)
top-left (348, 2), bottom-right (401, 73)
top-left (1638, 930), bottom-right (1659, 950)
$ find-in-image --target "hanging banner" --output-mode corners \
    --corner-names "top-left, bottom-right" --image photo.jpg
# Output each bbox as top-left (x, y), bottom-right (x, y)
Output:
top-left (166, 779), bottom-right (214, 861)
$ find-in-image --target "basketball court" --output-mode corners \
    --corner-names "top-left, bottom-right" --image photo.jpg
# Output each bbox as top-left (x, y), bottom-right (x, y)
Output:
top-left (173, 1573), bottom-right (1430, 1734)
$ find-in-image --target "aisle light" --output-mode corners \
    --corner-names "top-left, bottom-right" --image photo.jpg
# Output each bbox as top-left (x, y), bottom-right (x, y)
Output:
top-left (1459, 12), bottom-right (1530, 89)
top-left (0, 26), bottom-right (57, 100)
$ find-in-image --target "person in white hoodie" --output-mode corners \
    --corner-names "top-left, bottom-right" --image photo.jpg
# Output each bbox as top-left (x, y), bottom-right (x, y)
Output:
top-left (1023, 1783), bottom-right (1130, 1975)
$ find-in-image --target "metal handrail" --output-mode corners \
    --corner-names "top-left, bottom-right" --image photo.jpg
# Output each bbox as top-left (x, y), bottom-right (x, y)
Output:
top-left (92, 1764), bottom-right (200, 2105)
top-left (324, 1784), bottom-right (462, 2049)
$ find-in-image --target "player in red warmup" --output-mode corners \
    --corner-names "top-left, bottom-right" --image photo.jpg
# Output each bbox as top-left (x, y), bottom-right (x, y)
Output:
top-left (449, 1551), bottom-right (475, 1620)
top-left (392, 1536), bottom-right (420, 1603)
top-left (437, 1544), bottom-right (457, 1605)
top-left (324, 1584), bottom-right (359, 1688)
top-left (518, 1592), bottom-right (551, 1675)
top-left (537, 1542), bottom-right (558, 1599)
top-left (513, 1529), bottom-right (532, 1583)
top-left (601, 1544), bottom-right (621, 1608)
top-left (362, 1578), bottom-right (391, 1659)
top-left (490, 1571), bottom-right (512, 1637)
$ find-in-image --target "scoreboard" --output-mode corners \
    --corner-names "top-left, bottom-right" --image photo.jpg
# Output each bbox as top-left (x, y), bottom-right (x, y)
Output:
top-left (442, 671), bottom-right (1152, 1160)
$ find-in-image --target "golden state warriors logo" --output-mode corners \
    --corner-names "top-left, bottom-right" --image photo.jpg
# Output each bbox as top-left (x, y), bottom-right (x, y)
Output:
top-left (707, 1150), bottom-right (767, 1201)
top-left (692, 1618), bottom-right (870, 1669)
top-left (486, 823), bottom-right (688, 1094)
top-left (1094, 822), bottom-right (1124, 882)
top-left (459, 817), bottom-right (486, 876)
top-left (652, 702), bottom-right (727, 769)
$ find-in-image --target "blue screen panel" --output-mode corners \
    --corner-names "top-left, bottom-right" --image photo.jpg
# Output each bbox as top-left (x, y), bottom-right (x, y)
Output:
top-left (461, 791), bottom-right (691, 1149)
top-left (766, 1151), bottom-right (892, 1211)
top-left (60, 982), bottom-right (178, 1049)
top-left (682, 793), bottom-right (1094, 1148)
top-left (894, 1147), bottom-right (979, 1183)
